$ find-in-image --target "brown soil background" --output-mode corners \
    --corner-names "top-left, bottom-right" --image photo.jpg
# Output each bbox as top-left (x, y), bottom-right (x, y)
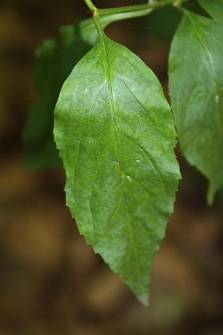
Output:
top-left (0, 1), bottom-right (223, 334)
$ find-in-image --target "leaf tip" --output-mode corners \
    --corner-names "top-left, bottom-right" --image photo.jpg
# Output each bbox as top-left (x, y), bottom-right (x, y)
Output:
top-left (207, 182), bottom-right (217, 206)
top-left (135, 291), bottom-right (150, 307)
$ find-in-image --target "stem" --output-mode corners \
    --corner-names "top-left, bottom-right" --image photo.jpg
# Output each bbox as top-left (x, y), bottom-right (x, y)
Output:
top-left (100, 9), bottom-right (154, 22)
top-left (84, 1), bottom-right (103, 36)
top-left (97, 0), bottom-right (177, 16)
top-left (84, 0), bottom-right (183, 31)
top-left (84, 0), bottom-right (96, 11)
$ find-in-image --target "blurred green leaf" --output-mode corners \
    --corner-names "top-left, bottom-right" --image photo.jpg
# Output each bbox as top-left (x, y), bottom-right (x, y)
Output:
top-left (23, 19), bottom-right (97, 168)
top-left (135, 5), bottom-right (182, 42)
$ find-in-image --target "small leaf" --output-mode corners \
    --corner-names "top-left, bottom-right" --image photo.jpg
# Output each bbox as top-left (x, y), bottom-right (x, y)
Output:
top-left (169, 10), bottom-right (223, 203)
top-left (198, 0), bottom-right (223, 23)
top-left (54, 31), bottom-right (180, 303)
top-left (23, 12), bottom-right (144, 168)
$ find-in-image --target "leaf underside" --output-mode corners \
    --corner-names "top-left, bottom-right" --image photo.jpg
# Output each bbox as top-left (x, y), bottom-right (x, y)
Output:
top-left (169, 10), bottom-right (223, 203)
top-left (54, 32), bottom-right (180, 304)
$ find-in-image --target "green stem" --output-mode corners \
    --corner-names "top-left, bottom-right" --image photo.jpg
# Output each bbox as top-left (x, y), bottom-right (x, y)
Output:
top-left (84, 0), bottom-right (181, 17)
top-left (100, 9), bottom-right (154, 22)
top-left (98, 0), bottom-right (177, 16)
top-left (84, 0), bottom-right (182, 33)
top-left (84, 0), bottom-right (96, 11)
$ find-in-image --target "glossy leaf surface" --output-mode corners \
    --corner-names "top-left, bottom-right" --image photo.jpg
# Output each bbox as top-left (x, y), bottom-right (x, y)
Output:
top-left (169, 11), bottom-right (223, 203)
top-left (54, 30), bottom-right (180, 303)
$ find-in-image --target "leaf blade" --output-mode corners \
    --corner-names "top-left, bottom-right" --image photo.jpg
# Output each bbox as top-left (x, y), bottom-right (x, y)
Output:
top-left (54, 33), bottom-right (180, 303)
top-left (169, 11), bottom-right (223, 203)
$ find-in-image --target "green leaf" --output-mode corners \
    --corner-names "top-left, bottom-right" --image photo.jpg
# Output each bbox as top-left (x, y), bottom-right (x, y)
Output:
top-left (54, 28), bottom-right (180, 304)
top-left (198, 0), bottom-right (223, 22)
top-left (169, 11), bottom-right (223, 203)
top-left (138, 5), bottom-right (182, 42)
top-left (23, 11), bottom-right (151, 169)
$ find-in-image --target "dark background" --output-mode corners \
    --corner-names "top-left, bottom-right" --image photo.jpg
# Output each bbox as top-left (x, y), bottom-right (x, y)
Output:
top-left (0, 1), bottom-right (223, 334)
